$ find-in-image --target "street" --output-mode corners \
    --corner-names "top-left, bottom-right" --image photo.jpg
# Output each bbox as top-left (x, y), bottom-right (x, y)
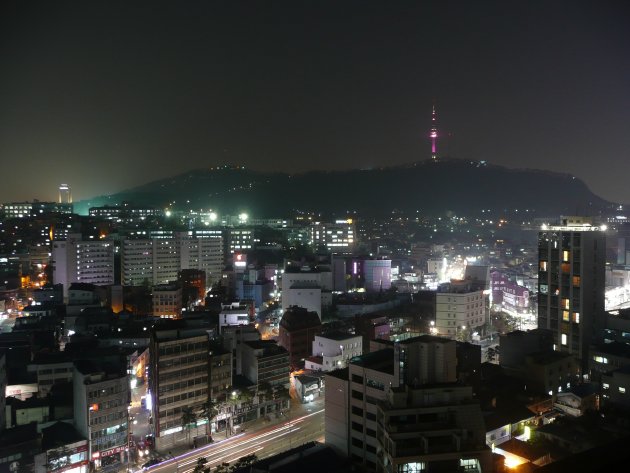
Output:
top-left (143, 408), bottom-right (324, 473)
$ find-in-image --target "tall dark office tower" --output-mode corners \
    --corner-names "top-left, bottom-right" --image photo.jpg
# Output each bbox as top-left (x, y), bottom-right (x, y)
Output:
top-left (537, 217), bottom-right (606, 381)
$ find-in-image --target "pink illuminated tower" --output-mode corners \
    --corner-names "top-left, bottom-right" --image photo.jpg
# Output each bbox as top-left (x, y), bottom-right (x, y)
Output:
top-left (430, 104), bottom-right (438, 160)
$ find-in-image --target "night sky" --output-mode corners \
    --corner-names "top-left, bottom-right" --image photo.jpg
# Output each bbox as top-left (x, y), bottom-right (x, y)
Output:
top-left (1, 0), bottom-right (629, 204)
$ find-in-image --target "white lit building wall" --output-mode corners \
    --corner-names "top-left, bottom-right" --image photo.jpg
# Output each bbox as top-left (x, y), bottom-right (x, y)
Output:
top-left (282, 286), bottom-right (322, 318)
top-left (52, 234), bottom-right (115, 298)
top-left (121, 239), bottom-right (153, 286)
top-left (310, 334), bottom-right (362, 370)
top-left (186, 233), bottom-right (224, 287)
top-left (152, 239), bottom-right (180, 285)
top-left (75, 240), bottom-right (115, 287)
top-left (435, 290), bottom-right (486, 338)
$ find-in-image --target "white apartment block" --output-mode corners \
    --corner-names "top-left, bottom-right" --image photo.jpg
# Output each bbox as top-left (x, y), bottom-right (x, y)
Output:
top-left (435, 286), bottom-right (486, 339)
top-left (122, 232), bottom-right (224, 287)
top-left (52, 234), bottom-right (115, 298)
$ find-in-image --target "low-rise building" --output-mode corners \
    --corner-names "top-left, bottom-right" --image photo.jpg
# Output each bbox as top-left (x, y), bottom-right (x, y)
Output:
top-left (278, 307), bottom-right (322, 370)
top-left (306, 332), bottom-right (362, 372)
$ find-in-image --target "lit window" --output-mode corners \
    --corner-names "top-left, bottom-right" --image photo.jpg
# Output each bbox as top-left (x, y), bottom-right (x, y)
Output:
top-left (561, 334), bottom-right (567, 345)
top-left (620, 387), bottom-right (626, 394)
top-left (573, 312), bottom-right (580, 324)
top-left (562, 299), bottom-right (570, 310)
top-left (563, 250), bottom-right (570, 262)
top-left (572, 276), bottom-right (581, 287)
top-left (562, 311), bottom-right (570, 322)
top-left (540, 261), bottom-right (548, 271)
top-left (603, 383), bottom-right (609, 390)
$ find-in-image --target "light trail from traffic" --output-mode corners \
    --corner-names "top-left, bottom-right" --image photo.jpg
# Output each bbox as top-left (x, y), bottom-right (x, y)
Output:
top-left (144, 409), bottom-right (324, 473)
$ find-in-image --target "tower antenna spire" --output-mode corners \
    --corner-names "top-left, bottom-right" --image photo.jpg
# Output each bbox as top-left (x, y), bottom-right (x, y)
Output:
top-left (430, 102), bottom-right (438, 161)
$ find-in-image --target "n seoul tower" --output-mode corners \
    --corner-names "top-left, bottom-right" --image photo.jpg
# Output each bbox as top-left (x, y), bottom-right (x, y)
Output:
top-left (430, 104), bottom-right (438, 161)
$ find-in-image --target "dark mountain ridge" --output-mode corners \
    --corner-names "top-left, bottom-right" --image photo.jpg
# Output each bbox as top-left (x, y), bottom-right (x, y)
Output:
top-left (75, 159), bottom-right (617, 218)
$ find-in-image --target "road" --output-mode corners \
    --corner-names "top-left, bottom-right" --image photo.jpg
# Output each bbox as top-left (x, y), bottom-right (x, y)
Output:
top-left (144, 408), bottom-right (324, 473)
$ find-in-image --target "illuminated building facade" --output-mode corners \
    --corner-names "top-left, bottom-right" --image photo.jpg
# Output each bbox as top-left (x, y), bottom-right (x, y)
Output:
top-left (121, 231), bottom-right (223, 288)
top-left (152, 283), bottom-right (182, 319)
top-left (537, 217), bottom-right (606, 378)
top-left (52, 234), bottom-right (115, 298)
top-left (309, 219), bottom-right (355, 251)
top-left (73, 362), bottom-right (129, 469)
top-left (435, 283), bottom-right (486, 340)
top-left (1, 201), bottom-right (73, 219)
top-left (149, 331), bottom-right (210, 450)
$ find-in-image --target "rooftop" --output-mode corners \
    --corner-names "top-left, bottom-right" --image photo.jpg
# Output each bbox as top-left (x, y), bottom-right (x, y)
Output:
top-left (350, 348), bottom-right (394, 374)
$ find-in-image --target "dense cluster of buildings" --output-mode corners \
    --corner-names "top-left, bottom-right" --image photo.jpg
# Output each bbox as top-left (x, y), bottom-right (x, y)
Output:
top-left (5, 190), bottom-right (630, 472)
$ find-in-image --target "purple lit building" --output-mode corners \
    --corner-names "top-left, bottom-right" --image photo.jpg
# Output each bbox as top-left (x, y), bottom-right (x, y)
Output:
top-left (490, 270), bottom-right (529, 311)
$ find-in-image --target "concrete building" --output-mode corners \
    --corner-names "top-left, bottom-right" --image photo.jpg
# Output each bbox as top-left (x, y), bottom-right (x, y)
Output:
top-left (221, 324), bottom-right (261, 377)
top-left (34, 422), bottom-right (88, 473)
top-left (435, 282), bottom-right (486, 340)
top-left (309, 219), bottom-right (355, 251)
top-left (73, 361), bottom-right (129, 470)
top-left (278, 306), bottom-right (322, 370)
top-left (0, 351), bottom-right (6, 434)
top-left (377, 383), bottom-right (492, 473)
top-left (208, 342), bottom-right (232, 401)
top-left (363, 259), bottom-right (392, 292)
top-left (499, 329), bottom-right (554, 369)
top-left (241, 340), bottom-right (290, 389)
top-left (601, 365), bottom-right (630, 410)
top-left (218, 301), bottom-right (251, 331)
top-left (1, 201), bottom-right (73, 219)
top-left (538, 217), bottom-right (606, 378)
top-left (149, 330), bottom-right (210, 450)
top-left (122, 232), bottom-right (224, 288)
top-left (281, 265), bottom-right (332, 318)
top-left (325, 335), bottom-right (479, 471)
top-left (306, 332), bottom-right (362, 372)
top-left (52, 234), bottom-right (115, 299)
top-left (27, 358), bottom-right (74, 398)
top-left (152, 283), bottom-right (182, 319)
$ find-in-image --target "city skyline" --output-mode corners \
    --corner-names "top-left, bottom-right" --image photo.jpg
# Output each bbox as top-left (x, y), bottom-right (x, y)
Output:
top-left (1, 0), bottom-right (629, 203)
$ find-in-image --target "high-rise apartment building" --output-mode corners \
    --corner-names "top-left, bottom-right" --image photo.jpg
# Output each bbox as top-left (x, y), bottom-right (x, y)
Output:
top-left (537, 217), bottom-right (606, 378)
top-left (121, 231), bottom-right (223, 288)
top-left (149, 330), bottom-right (210, 450)
top-left (52, 234), bottom-right (115, 298)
